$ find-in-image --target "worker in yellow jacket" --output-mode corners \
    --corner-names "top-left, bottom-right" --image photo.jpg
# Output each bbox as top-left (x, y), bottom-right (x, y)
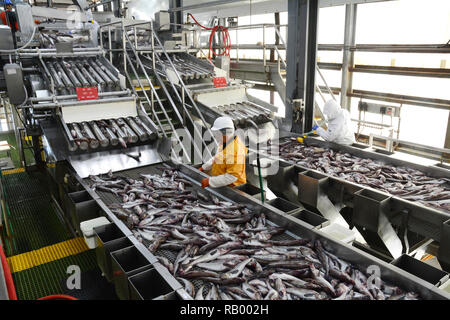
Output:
top-left (200, 116), bottom-right (248, 188)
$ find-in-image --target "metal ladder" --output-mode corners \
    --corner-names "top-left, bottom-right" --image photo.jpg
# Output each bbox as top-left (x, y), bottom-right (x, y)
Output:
top-left (121, 27), bottom-right (194, 163)
top-left (148, 27), bottom-right (219, 157)
top-left (120, 21), bottom-right (219, 163)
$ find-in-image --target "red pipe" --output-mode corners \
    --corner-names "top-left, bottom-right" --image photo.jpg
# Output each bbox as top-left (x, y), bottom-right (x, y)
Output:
top-left (0, 243), bottom-right (17, 300)
top-left (37, 295), bottom-right (79, 301)
top-left (188, 13), bottom-right (231, 64)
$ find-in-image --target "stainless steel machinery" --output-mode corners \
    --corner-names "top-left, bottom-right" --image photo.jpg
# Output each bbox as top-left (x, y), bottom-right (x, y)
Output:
top-left (1, 3), bottom-right (162, 174)
top-left (64, 161), bottom-right (450, 300)
top-left (258, 134), bottom-right (450, 274)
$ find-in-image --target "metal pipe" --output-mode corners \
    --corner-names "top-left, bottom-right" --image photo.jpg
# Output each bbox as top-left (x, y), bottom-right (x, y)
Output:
top-left (61, 60), bottom-right (82, 88)
top-left (81, 122), bottom-right (100, 149)
top-left (87, 59), bottom-right (113, 86)
top-left (108, 119), bottom-right (128, 147)
top-left (116, 118), bottom-right (138, 144)
top-left (75, 61), bottom-right (98, 87)
top-left (19, 48), bottom-right (102, 52)
top-left (70, 123), bottom-right (89, 151)
top-left (133, 116), bottom-right (156, 139)
top-left (89, 121), bottom-right (109, 148)
top-left (53, 61), bottom-right (73, 89)
top-left (18, 52), bottom-right (102, 58)
top-left (70, 61), bottom-right (90, 87)
top-left (91, 59), bottom-right (120, 85)
top-left (341, 3), bottom-right (357, 110)
top-left (28, 90), bottom-right (130, 102)
top-left (59, 118), bottom-right (78, 152)
top-left (80, 60), bottom-right (105, 88)
top-left (45, 62), bottom-right (64, 89)
top-left (245, 101), bottom-right (272, 116)
top-left (24, 97), bottom-right (134, 109)
top-left (234, 102), bottom-right (263, 120)
top-left (125, 117), bottom-right (148, 142)
top-left (96, 120), bottom-right (119, 146)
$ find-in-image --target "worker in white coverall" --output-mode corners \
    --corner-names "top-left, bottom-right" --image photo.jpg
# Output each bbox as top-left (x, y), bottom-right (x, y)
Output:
top-left (312, 100), bottom-right (356, 146)
top-left (199, 116), bottom-right (248, 189)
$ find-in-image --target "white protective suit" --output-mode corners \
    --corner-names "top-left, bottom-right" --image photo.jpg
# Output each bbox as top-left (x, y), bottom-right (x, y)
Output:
top-left (316, 100), bottom-right (356, 146)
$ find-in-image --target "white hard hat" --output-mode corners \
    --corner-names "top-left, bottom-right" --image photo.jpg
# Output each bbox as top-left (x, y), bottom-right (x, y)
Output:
top-left (211, 116), bottom-right (235, 133)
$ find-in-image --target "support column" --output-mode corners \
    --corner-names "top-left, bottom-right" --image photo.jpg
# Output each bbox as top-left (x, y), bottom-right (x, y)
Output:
top-left (340, 4), bottom-right (357, 111)
top-left (171, 0), bottom-right (183, 33)
top-left (444, 112), bottom-right (450, 161)
top-left (284, 0), bottom-right (319, 134)
top-left (270, 12), bottom-right (280, 62)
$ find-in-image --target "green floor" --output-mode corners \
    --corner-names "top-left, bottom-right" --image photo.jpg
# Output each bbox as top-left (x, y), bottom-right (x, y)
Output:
top-left (0, 131), bottom-right (110, 300)
top-left (1, 171), bottom-right (72, 256)
top-left (0, 170), bottom-right (107, 300)
top-left (12, 250), bottom-right (98, 300)
top-left (0, 132), bottom-right (35, 169)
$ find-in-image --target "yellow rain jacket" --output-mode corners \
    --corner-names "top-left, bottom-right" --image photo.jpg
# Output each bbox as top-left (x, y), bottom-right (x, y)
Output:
top-left (203, 136), bottom-right (248, 188)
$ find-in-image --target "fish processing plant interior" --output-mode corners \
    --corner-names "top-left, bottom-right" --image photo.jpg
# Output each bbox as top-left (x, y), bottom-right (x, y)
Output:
top-left (0, 0), bottom-right (449, 303)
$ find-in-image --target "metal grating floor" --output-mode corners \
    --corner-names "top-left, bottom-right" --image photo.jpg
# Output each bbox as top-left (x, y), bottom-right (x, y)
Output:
top-left (1, 171), bottom-right (72, 256)
top-left (12, 250), bottom-right (98, 300)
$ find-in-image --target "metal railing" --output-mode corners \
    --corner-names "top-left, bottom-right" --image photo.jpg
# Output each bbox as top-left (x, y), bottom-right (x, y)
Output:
top-left (99, 20), bottom-right (219, 162)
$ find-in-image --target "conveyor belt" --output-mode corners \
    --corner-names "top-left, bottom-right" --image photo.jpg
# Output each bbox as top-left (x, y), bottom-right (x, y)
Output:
top-left (84, 163), bottom-right (438, 300)
top-left (86, 164), bottom-right (295, 294)
top-left (266, 137), bottom-right (450, 214)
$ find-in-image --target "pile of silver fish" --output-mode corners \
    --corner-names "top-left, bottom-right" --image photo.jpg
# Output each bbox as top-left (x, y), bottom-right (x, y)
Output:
top-left (68, 117), bottom-right (154, 151)
top-left (90, 167), bottom-right (420, 300)
top-left (269, 138), bottom-right (450, 214)
top-left (43, 58), bottom-right (120, 93)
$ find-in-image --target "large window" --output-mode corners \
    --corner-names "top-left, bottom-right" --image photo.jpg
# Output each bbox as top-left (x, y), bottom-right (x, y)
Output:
top-left (231, 1), bottom-right (449, 149)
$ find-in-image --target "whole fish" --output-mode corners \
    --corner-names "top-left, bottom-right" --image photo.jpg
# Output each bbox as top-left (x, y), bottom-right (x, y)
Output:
top-left (178, 278), bottom-right (195, 298)
top-left (148, 235), bottom-right (168, 253)
top-left (157, 256), bottom-right (174, 274)
top-left (286, 287), bottom-right (325, 300)
top-left (183, 248), bottom-right (230, 272)
top-left (195, 286), bottom-right (205, 300)
top-left (266, 260), bottom-right (310, 270)
top-left (221, 258), bottom-right (254, 280)
top-left (242, 282), bottom-right (262, 300)
top-left (197, 261), bottom-right (231, 272)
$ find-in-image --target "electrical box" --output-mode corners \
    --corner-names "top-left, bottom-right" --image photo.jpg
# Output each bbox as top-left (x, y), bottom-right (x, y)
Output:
top-left (4, 64), bottom-right (25, 105)
top-left (358, 101), bottom-right (401, 117)
top-left (155, 11), bottom-right (170, 31)
top-left (0, 26), bottom-right (14, 51)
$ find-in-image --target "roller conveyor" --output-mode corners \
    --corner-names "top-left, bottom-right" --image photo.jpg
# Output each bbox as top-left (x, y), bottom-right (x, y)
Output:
top-left (141, 52), bottom-right (215, 81)
top-left (41, 57), bottom-right (120, 93)
top-left (64, 117), bottom-right (155, 152)
top-left (211, 101), bottom-right (273, 126)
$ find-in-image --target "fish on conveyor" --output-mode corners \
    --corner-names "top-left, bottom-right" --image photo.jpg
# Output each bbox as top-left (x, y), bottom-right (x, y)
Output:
top-left (269, 139), bottom-right (450, 213)
top-left (178, 278), bottom-right (195, 298)
top-left (89, 166), bottom-right (422, 301)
